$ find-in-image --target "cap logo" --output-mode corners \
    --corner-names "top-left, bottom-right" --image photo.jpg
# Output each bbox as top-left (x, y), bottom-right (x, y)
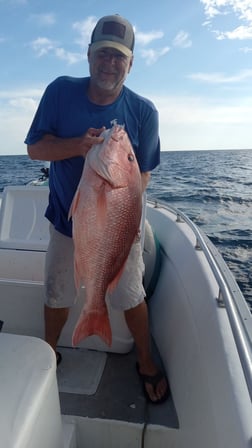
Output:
top-left (90, 15), bottom-right (134, 56)
top-left (102, 21), bottom-right (126, 39)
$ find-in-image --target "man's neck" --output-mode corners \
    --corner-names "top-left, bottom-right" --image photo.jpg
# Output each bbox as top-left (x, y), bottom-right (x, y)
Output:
top-left (87, 82), bottom-right (122, 106)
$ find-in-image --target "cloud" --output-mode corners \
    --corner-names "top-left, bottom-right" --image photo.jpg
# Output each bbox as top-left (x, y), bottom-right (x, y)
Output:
top-left (201, 0), bottom-right (228, 19)
top-left (28, 16), bottom-right (97, 64)
top-left (30, 37), bottom-right (84, 64)
top-left (54, 47), bottom-right (84, 64)
top-left (201, 0), bottom-right (252, 21)
top-left (73, 18), bottom-right (169, 65)
top-left (28, 16), bottom-right (170, 66)
top-left (134, 27), bottom-right (170, 65)
top-left (1, 87), bottom-right (251, 154)
top-left (148, 93), bottom-right (252, 150)
top-left (8, 97), bottom-right (38, 112)
top-left (0, 88), bottom-right (43, 155)
top-left (140, 47), bottom-right (170, 65)
top-left (31, 37), bottom-right (57, 57)
top-left (240, 45), bottom-right (252, 52)
top-left (0, 88), bottom-right (42, 116)
top-left (135, 29), bottom-right (164, 46)
top-left (188, 69), bottom-right (252, 83)
top-left (29, 13), bottom-right (56, 26)
top-left (73, 16), bottom-right (97, 47)
top-left (201, 0), bottom-right (252, 40)
top-left (173, 31), bottom-right (192, 48)
top-left (153, 94), bottom-right (252, 125)
top-left (0, 88), bottom-right (43, 101)
top-left (216, 25), bottom-right (252, 39)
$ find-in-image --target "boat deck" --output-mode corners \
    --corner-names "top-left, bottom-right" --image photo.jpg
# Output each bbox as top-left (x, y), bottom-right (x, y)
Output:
top-left (58, 344), bottom-right (179, 429)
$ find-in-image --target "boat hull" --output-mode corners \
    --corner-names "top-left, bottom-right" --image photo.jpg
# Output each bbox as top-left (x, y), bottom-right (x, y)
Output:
top-left (0, 186), bottom-right (251, 447)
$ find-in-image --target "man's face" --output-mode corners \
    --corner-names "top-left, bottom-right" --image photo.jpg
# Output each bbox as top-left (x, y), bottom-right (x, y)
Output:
top-left (88, 47), bottom-right (133, 92)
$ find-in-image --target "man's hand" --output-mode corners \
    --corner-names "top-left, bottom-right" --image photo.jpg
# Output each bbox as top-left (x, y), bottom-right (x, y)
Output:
top-left (79, 127), bottom-right (105, 157)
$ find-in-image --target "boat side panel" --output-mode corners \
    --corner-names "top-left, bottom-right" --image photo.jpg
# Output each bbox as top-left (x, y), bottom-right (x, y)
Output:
top-left (147, 204), bottom-right (252, 448)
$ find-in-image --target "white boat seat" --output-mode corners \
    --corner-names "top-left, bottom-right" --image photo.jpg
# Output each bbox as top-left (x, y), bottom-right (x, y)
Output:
top-left (0, 333), bottom-right (63, 448)
top-left (0, 186), bottom-right (49, 251)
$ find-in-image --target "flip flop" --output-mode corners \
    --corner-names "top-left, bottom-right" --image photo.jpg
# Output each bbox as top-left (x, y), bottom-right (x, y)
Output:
top-left (136, 362), bottom-right (170, 404)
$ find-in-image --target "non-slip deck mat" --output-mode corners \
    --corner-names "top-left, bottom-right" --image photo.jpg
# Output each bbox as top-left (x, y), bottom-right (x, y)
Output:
top-left (57, 347), bottom-right (107, 395)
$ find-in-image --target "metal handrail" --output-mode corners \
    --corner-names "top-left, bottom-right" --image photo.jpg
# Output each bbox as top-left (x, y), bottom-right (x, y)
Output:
top-left (150, 200), bottom-right (252, 401)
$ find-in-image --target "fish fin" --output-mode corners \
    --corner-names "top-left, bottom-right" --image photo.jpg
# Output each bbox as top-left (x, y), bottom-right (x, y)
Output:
top-left (68, 188), bottom-right (80, 220)
top-left (72, 308), bottom-right (112, 347)
top-left (107, 261), bottom-right (127, 293)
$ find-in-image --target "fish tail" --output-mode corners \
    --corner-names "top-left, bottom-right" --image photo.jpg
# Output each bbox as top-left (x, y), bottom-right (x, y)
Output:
top-left (72, 309), bottom-right (112, 347)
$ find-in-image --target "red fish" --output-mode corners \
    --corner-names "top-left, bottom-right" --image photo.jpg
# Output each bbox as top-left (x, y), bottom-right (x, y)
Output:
top-left (69, 125), bottom-right (142, 346)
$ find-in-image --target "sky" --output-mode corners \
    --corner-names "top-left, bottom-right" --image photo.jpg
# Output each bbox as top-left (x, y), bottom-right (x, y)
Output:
top-left (0, 0), bottom-right (252, 155)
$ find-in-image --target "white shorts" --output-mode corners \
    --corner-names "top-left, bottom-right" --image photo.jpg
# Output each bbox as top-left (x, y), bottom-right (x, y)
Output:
top-left (45, 224), bottom-right (146, 311)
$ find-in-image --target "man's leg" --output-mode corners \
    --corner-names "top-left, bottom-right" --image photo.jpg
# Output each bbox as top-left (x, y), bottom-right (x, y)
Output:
top-left (109, 235), bottom-right (169, 403)
top-left (124, 300), bottom-right (168, 403)
top-left (44, 225), bottom-right (76, 358)
top-left (44, 305), bottom-right (69, 353)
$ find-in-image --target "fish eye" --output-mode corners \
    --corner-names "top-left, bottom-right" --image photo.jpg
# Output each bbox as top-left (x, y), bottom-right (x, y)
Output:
top-left (128, 153), bottom-right (135, 162)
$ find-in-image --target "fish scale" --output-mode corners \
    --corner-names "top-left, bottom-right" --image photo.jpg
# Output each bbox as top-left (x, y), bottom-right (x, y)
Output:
top-left (69, 125), bottom-right (142, 347)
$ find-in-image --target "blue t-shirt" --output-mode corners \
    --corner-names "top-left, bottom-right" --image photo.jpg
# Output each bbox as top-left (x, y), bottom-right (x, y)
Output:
top-left (25, 76), bottom-right (160, 236)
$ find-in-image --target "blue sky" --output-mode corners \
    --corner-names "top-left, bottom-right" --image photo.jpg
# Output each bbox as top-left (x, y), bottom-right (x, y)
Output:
top-left (0, 0), bottom-right (252, 155)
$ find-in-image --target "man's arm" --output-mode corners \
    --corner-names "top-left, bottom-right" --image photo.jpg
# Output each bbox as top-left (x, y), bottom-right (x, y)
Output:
top-left (27, 127), bottom-right (105, 161)
top-left (141, 171), bottom-right (151, 192)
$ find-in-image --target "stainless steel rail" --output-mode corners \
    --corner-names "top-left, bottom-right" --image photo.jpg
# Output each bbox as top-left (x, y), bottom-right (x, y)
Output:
top-left (151, 200), bottom-right (252, 401)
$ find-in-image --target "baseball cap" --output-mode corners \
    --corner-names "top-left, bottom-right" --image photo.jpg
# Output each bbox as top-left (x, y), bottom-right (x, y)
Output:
top-left (90, 15), bottom-right (135, 57)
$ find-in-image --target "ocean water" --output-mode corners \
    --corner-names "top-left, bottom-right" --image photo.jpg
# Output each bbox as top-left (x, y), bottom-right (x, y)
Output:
top-left (0, 150), bottom-right (251, 307)
top-left (148, 149), bottom-right (252, 307)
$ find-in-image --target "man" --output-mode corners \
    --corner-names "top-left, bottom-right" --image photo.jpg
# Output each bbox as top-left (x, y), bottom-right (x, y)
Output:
top-left (25, 14), bottom-right (169, 404)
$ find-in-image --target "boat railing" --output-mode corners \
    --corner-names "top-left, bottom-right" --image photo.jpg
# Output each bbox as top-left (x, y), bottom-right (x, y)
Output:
top-left (152, 200), bottom-right (252, 402)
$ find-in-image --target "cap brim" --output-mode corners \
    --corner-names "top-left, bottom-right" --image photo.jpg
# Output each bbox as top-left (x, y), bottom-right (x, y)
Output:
top-left (90, 40), bottom-right (132, 57)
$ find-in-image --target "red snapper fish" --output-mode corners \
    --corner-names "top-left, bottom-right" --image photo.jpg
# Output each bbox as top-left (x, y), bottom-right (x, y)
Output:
top-left (69, 125), bottom-right (142, 347)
